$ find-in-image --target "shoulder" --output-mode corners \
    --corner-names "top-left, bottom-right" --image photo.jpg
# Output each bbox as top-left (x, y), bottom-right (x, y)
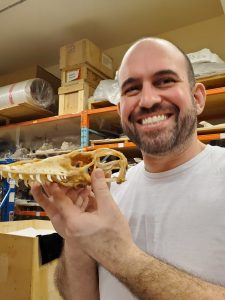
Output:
top-left (207, 144), bottom-right (225, 160)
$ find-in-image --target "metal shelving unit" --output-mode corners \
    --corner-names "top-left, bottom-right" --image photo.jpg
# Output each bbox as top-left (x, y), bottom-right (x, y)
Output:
top-left (0, 76), bottom-right (224, 220)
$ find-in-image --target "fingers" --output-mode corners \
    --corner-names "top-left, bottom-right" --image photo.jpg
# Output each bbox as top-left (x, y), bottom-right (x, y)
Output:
top-left (32, 181), bottom-right (93, 216)
top-left (105, 171), bottom-right (112, 189)
top-left (91, 168), bottom-right (114, 212)
top-left (32, 182), bottom-right (81, 220)
top-left (31, 183), bottom-right (59, 219)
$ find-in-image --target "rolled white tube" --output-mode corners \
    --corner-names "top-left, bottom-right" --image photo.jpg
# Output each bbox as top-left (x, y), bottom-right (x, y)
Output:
top-left (0, 78), bottom-right (54, 108)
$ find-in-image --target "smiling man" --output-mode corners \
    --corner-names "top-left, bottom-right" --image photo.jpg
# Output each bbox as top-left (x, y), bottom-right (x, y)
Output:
top-left (32, 38), bottom-right (225, 300)
top-left (118, 38), bottom-right (205, 165)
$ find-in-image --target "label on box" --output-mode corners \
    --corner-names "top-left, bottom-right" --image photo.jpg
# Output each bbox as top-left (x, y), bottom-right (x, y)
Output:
top-left (66, 69), bottom-right (80, 82)
top-left (101, 53), bottom-right (113, 70)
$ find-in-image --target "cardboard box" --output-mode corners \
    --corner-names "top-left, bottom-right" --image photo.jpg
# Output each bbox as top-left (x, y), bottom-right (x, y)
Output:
top-left (60, 39), bottom-right (114, 79)
top-left (0, 65), bottom-right (61, 95)
top-left (0, 220), bottom-right (63, 300)
top-left (58, 79), bottom-right (95, 115)
top-left (61, 63), bottom-right (107, 88)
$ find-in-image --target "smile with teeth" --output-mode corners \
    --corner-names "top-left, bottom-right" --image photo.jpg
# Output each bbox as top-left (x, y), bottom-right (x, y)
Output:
top-left (140, 114), bottom-right (169, 125)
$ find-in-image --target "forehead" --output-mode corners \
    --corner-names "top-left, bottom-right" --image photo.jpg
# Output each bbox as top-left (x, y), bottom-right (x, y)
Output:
top-left (119, 41), bottom-right (187, 85)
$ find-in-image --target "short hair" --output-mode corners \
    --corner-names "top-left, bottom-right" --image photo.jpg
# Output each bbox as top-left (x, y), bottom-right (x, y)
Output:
top-left (175, 43), bottom-right (196, 88)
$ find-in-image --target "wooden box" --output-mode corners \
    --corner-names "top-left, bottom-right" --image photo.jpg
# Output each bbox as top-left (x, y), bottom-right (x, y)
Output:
top-left (0, 220), bottom-right (62, 300)
top-left (58, 79), bottom-right (95, 115)
top-left (0, 65), bottom-right (61, 95)
top-left (59, 39), bottom-right (114, 79)
top-left (61, 63), bottom-right (108, 88)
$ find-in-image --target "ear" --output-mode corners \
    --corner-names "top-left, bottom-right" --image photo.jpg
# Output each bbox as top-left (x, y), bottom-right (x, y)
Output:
top-left (192, 83), bottom-right (206, 116)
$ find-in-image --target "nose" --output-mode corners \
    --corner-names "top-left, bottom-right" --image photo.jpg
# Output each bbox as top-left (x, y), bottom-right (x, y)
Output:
top-left (139, 81), bottom-right (161, 108)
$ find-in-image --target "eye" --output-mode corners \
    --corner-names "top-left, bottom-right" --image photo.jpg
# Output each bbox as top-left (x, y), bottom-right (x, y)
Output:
top-left (122, 84), bottom-right (142, 96)
top-left (154, 77), bottom-right (177, 88)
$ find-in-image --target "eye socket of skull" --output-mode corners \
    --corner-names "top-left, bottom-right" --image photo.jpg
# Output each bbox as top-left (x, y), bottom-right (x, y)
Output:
top-left (71, 154), bottom-right (93, 167)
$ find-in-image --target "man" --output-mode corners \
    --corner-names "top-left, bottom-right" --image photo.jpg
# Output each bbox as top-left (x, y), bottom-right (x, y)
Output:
top-left (31, 38), bottom-right (225, 299)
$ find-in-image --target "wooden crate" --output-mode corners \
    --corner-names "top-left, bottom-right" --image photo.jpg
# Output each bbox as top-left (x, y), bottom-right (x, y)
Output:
top-left (59, 39), bottom-right (114, 78)
top-left (58, 79), bottom-right (95, 115)
top-left (61, 63), bottom-right (108, 88)
top-left (0, 220), bottom-right (62, 300)
top-left (197, 73), bottom-right (225, 89)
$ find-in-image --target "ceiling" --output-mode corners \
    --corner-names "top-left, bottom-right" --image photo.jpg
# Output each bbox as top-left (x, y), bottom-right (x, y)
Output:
top-left (0, 0), bottom-right (224, 75)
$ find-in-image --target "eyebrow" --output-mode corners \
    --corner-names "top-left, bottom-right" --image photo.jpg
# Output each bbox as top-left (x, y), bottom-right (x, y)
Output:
top-left (121, 69), bottom-right (180, 91)
top-left (154, 69), bottom-right (179, 77)
top-left (121, 77), bottom-right (140, 91)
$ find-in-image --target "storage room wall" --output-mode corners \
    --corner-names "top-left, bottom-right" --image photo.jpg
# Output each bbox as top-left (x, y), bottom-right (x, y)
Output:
top-left (45, 15), bottom-right (225, 78)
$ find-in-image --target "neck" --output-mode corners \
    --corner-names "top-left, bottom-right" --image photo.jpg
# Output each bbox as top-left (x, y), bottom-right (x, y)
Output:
top-left (142, 136), bottom-right (206, 173)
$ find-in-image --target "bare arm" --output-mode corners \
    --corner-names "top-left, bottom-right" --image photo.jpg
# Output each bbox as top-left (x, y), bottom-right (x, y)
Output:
top-left (97, 241), bottom-right (225, 300)
top-left (55, 242), bottom-right (99, 300)
top-left (31, 184), bottom-right (99, 300)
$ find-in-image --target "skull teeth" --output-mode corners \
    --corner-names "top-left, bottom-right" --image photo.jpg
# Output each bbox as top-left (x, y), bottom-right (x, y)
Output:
top-left (29, 174), bottom-right (35, 180)
top-left (47, 174), bottom-right (53, 182)
top-left (35, 174), bottom-right (43, 184)
top-left (24, 180), bottom-right (29, 187)
top-left (56, 175), bottom-right (62, 181)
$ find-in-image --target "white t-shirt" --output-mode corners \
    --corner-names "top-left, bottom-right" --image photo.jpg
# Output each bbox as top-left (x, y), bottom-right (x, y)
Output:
top-left (99, 145), bottom-right (225, 299)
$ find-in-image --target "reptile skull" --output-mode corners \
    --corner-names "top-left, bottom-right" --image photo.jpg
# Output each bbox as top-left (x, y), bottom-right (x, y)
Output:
top-left (0, 148), bottom-right (127, 188)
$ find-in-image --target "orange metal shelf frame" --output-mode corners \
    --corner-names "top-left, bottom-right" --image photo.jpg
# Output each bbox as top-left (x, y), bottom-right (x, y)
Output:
top-left (206, 87), bottom-right (225, 96)
top-left (0, 85), bottom-right (224, 149)
top-left (0, 112), bottom-right (81, 130)
top-left (14, 210), bottom-right (48, 217)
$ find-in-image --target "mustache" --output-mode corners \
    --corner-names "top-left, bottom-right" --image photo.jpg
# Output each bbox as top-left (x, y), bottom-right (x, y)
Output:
top-left (129, 103), bottom-right (179, 122)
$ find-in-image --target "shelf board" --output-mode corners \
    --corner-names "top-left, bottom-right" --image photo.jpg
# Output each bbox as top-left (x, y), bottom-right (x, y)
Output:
top-left (199, 89), bottom-right (225, 121)
top-left (197, 73), bottom-right (225, 89)
top-left (197, 125), bottom-right (225, 134)
top-left (85, 141), bottom-right (136, 150)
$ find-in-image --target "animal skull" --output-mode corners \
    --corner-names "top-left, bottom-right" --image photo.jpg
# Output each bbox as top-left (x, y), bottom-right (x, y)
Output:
top-left (0, 148), bottom-right (128, 188)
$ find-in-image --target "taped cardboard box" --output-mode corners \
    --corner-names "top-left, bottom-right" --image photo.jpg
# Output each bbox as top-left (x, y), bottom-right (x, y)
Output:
top-left (60, 39), bottom-right (114, 79)
top-left (0, 220), bottom-right (63, 300)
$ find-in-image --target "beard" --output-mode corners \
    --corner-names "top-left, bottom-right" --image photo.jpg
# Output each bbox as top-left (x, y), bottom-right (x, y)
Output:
top-left (121, 100), bottom-right (197, 156)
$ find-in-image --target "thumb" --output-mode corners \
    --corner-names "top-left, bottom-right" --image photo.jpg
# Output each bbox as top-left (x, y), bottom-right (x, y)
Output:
top-left (91, 168), bottom-right (114, 211)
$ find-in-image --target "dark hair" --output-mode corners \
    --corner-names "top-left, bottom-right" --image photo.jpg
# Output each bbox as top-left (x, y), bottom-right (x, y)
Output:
top-left (175, 44), bottom-right (196, 89)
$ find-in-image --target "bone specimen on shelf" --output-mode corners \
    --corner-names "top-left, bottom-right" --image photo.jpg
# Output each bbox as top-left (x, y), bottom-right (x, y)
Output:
top-left (0, 148), bottom-right (128, 188)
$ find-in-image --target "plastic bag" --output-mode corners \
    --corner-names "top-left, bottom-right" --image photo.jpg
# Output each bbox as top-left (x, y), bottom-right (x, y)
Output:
top-left (92, 79), bottom-right (120, 105)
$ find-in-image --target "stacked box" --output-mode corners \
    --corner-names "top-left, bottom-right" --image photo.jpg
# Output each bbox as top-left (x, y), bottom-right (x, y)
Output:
top-left (59, 39), bottom-right (114, 79)
top-left (58, 39), bottom-right (114, 115)
top-left (61, 63), bottom-right (108, 88)
top-left (58, 79), bottom-right (95, 115)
